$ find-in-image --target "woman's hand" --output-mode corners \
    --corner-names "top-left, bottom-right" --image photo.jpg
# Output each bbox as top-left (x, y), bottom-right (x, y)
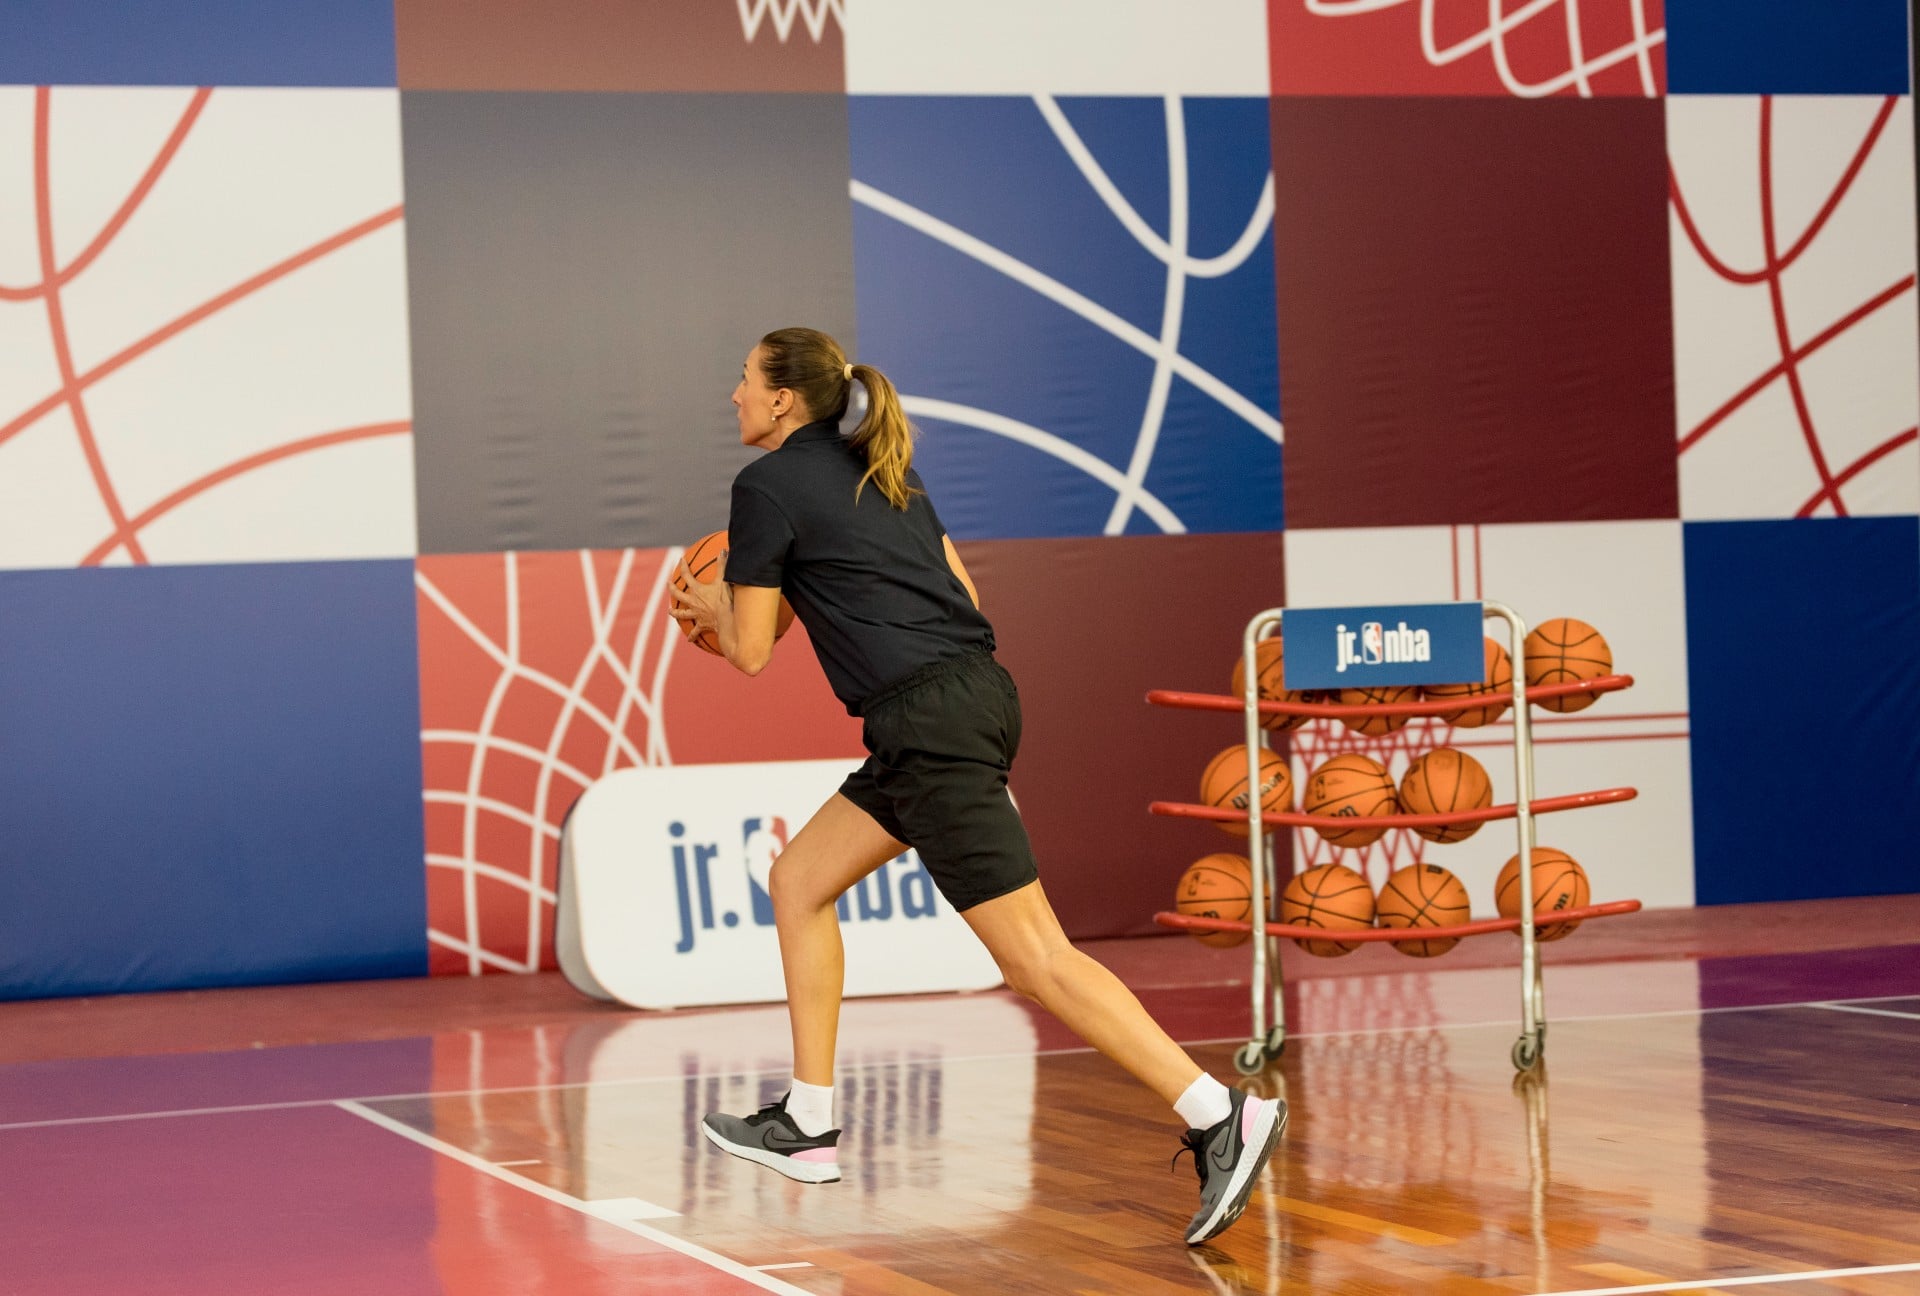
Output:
top-left (668, 553), bottom-right (779, 676)
top-left (669, 551), bottom-right (732, 643)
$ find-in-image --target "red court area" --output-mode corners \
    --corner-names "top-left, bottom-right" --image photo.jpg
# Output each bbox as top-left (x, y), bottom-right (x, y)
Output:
top-left (3, 897), bottom-right (1918, 1296)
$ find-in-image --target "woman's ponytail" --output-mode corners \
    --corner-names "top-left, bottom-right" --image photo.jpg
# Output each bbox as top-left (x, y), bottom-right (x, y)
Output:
top-left (846, 364), bottom-right (918, 511)
top-left (756, 327), bottom-right (920, 511)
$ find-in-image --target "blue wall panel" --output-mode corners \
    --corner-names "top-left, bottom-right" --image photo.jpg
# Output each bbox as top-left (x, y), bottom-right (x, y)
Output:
top-left (0, 561), bottom-right (427, 999)
top-left (850, 95), bottom-right (1282, 541)
top-left (1685, 518), bottom-right (1920, 904)
top-left (0, 0), bottom-right (397, 86)
top-left (1667, 0), bottom-right (1910, 94)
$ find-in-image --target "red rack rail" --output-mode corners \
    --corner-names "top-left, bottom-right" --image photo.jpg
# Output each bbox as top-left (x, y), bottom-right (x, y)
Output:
top-left (1153, 899), bottom-right (1644, 942)
top-left (1147, 674), bottom-right (1635, 720)
top-left (1150, 787), bottom-right (1637, 833)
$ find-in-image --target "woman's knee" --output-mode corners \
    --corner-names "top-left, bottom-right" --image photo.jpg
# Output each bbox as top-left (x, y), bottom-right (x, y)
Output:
top-left (997, 943), bottom-right (1066, 1002)
top-left (769, 856), bottom-right (829, 918)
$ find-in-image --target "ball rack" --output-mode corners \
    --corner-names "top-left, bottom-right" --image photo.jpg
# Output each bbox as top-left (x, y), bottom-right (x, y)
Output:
top-left (1147, 602), bottom-right (1643, 1074)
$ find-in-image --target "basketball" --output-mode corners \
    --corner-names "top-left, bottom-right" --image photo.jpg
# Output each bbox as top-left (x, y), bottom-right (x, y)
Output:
top-left (1278, 863), bottom-right (1376, 957)
top-left (1301, 754), bottom-right (1399, 848)
top-left (1523, 618), bottom-right (1612, 714)
top-left (1398, 748), bottom-right (1494, 843)
top-left (1175, 853), bottom-right (1254, 949)
top-left (1375, 863), bottom-right (1472, 957)
top-left (1496, 847), bottom-right (1591, 940)
top-left (1424, 636), bottom-right (1513, 728)
top-left (672, 530), bottom-right (796, 656)
top-left (1336, 684), bottom-right (1414, 735)
top-left (1229, 636), bottom-right (1317, 731)
top-left (1200, 744), bottom-right (1294, 837)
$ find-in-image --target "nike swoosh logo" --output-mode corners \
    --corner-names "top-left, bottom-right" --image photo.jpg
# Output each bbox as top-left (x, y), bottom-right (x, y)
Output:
top-left (1209, 1131), bottom-right (1239, 1174)
top-left (765, 1128), bottom-right (817, 1149)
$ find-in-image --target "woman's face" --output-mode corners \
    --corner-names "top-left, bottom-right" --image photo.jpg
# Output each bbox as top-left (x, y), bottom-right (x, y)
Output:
top-left (733, 346), bottom-right (782, 447)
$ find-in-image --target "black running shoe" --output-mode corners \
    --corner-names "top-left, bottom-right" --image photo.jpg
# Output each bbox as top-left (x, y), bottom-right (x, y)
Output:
top-left (701, 1094), bottom-right (841, 1184)
top-left (1173, 1089), bottom-right (1286, 1244)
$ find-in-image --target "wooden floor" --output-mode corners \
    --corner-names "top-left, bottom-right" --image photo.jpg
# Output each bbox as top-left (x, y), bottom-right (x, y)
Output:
top-left (2, 902), bottom-right (1918, 1295)
top-left (360, 999), bottom-right (1920, 1295)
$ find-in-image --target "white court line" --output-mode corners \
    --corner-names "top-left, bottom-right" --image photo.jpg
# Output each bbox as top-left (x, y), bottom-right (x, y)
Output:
top-left (1806, 1001), bottom-right (1920, 1021)
top-left (335, 1099), bottom-right (809, 1296)
top-left (5, 990), bottom-right (1919, 1135)
top-left (1532, 1260), bottom-right (1920, 1295)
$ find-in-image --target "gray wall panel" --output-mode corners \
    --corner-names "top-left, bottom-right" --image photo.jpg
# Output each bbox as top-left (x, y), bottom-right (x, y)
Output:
top-left (402, 91), bottom-right (855, 553)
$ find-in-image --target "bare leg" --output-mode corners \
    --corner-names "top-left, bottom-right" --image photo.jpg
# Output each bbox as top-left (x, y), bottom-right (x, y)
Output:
top-left (769, 794), bottom-right (908, 1088)
top-left (963, 880), bottom-right (1203, 1106)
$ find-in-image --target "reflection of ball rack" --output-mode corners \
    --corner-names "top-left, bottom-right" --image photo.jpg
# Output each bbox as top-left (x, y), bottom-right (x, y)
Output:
top-left (1147, 602), bottom-right (1644, 1075)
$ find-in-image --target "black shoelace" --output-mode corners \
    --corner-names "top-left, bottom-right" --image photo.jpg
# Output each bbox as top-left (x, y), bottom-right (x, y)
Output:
top-left (745, 1098), bottom-right (790, 1127)
top-left (1171, 1128), bottom-right (1211, 1184)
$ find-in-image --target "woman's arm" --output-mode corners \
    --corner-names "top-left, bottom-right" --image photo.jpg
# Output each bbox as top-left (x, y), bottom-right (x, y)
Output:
top-left (669, 553), bottom-right (782, 676)
top-left (723, 583), bottom-right (783, 675)
top-left (943, 535), bottom-right (980, 610)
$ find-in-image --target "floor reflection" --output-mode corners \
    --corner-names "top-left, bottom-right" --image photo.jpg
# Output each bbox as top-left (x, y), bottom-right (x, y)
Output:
top-left (6, 950), bottom-right (1920, 1295)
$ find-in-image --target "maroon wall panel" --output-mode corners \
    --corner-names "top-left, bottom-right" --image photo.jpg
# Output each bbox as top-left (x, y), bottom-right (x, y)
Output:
top-left (1273, 96), bottom-right (1678, 528)
top-left (396, 0), bottom-right (844, 92)
top-left (960, 532), bottom-right (1287, 939)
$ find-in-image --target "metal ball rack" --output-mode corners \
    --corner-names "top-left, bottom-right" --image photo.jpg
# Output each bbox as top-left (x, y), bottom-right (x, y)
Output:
top-left (1147, 602), bottom-right (1643, 1074)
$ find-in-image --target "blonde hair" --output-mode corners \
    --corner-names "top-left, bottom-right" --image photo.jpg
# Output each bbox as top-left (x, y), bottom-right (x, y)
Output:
top-left (758, 327), bottom-right (918, 510)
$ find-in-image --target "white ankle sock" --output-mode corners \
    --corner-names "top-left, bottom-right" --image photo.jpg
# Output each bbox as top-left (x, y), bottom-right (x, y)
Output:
top-left (1174, 1073), bottom-right (1234, 1132)
top-left (786, 1078), bottom-right (834, 1137)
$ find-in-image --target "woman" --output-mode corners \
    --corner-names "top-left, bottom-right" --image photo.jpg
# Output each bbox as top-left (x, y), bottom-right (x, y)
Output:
top-left (668, 327), bottom-right (1283, 1246)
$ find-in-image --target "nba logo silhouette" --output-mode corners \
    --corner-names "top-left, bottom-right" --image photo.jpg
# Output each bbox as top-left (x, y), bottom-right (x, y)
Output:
top-left (1361, 622), bottom-right (1383, 664)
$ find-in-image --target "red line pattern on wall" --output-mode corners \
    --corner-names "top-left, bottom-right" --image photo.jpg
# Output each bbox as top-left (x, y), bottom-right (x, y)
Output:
top-left (1671, 95), bottom-right (1917, 519)
top-left (1, 86), bottom-right (409, 567)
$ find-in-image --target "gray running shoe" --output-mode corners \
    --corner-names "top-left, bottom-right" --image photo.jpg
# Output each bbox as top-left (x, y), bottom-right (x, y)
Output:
top-left (1174, 1089), bottom-right (1286, 1244)
top-left (701, 1094), bottom-right (841, 1184)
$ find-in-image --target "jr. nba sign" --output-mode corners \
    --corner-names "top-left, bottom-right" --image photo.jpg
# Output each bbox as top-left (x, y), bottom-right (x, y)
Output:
top-left (556, 761), bottom-right (1004, 1009)
top-left (1280, 602), bottom-right (1487, 691)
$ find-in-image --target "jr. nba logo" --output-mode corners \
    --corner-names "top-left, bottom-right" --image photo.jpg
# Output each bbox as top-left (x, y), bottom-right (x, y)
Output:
top-left (1361, 621), bottom-right (1384, 665)
top-left (1333, 619), bottom-right (1435, 673)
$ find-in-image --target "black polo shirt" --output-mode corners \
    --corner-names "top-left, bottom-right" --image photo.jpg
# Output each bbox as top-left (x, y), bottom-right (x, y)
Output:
top-left (725, 420), bottom-right (995, 713)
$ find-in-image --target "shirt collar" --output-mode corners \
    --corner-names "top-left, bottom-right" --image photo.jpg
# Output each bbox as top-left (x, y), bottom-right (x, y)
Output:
top-left (782, 419), bottom-right (843, 447)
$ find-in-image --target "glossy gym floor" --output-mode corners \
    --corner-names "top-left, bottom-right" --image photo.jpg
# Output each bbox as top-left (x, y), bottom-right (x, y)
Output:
top-left (3, 895), bottom-right (1917, 1296)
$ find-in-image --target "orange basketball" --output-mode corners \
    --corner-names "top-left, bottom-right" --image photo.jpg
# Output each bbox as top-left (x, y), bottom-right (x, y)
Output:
top-left (671, 530), bottom-right (796, 656)
top-left (1496, 847), bottom-right (1591, 940)
top-left (1175, 853), bottom-right (1254, 949)
top-left (1398, 748), bottom-right (1494, 843)
top-left (1228, 636), bottom-right (1319, 731)
top-left (1424, 637), bottom-right (1512, 728)
top-left (1336, 684), bottom-right (1415, 735)
top-left (1200, 745), bottom-right (1294, 837)
top-left (1279, 863), bottom-right (1376, 957)
top-left (1375, 864), bottom-right (1472, 957)
top-left (1301, 754), bottom-right (1399, 848)
top-left (1523, 618), bottom-right (1612, 714)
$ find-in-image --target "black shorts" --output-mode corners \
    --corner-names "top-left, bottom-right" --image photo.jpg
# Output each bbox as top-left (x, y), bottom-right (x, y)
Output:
top-left (838, 650), bottom-right (1040, 912)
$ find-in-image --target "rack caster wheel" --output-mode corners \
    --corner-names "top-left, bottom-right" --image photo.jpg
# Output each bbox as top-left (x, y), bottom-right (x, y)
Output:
top-left (1233, 1040), bottom-right (1266, 1075)
top-left (1511, 1035), bottom-right (1542, 1072)
top-left (1264, 1025), bottom-right (1287, 1060)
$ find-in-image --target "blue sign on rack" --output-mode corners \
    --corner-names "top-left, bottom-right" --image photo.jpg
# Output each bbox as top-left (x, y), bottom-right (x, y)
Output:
top-left (1281, 602), bottom-right (1486, 691)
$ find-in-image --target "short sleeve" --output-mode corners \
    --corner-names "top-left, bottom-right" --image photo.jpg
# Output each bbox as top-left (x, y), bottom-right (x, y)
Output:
top-left (726, 480), bottom-right (793, 588)
top-left (908, 469), bottom-right (945, 534)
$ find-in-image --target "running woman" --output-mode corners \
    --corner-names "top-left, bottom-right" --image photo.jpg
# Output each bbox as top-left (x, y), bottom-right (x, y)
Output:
top-left (668, 327), bottom-right (1283, 1245)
